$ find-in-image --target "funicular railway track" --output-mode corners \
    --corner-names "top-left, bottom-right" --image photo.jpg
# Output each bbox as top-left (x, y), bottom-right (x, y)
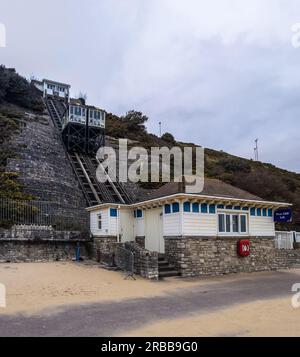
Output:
top-left (45, 96), bottom-right (132, 206)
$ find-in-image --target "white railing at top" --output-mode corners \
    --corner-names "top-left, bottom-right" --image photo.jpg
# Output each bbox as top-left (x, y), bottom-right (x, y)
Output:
top-left (275, 231), bottom-right (294, 250)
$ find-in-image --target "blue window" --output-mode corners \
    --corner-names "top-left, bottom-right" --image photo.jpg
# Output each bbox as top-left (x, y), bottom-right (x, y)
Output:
top-left (164, 204), bottom-right (171, 214)
top-left (226, 205), bottom-right (233, 210)
top-left (110, 208), bottom-right (118, 217)
top-left (172, 202), bottom-right (180, 213)
top-left (257, 208), bottom-right (262, 217)
top-left (183, 202), bottom-right (191, 212)
top-left (250, 207), bottom-right (256, 216)
top-left (136, 209), bottom-right (143, 218)
top-left (201, 203), bottom-right (208, 213)
top-left (234, 206), bottom-right (241, 210)
top-left (242, 207), bottom-right (249, 211)
top-left (262, 208), bottom-right (267, 217)
top-left (70, 106), bottom-right (74, 114)
top-left (209, 204), bottom-right (216, 214)
top-left (268, 209), bottom-right (273, 217)
top-left (217, 204), bottom-right (224, 209)
top-left (192, 203), bottom-right (200, 213)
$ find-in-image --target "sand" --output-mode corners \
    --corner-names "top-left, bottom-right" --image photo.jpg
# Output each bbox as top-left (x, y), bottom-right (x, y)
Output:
top-left (123, 297), bottom-right (300, 337)
top-left (0, 261), bottom-right (205, 315)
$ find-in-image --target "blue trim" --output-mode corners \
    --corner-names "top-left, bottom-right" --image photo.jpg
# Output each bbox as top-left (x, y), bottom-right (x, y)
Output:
top-left (268, 208), bottom-right (273, 217)
top-left (257, 208), bottom-right (262, 217)
top-left (209, 204), bottom-right (216, 214)
top-left (192, 202), bottom-right (200, 213)
top-left (201, 203), bottom-right (208, 214)
top-left (262, 208), bottom-right (267, 217)
top-left (110, 208), bottom-right (118, 217)
top-left (172, 202), bottom-right (180, 213)
top-left (183, 201), bottom-right (191, 212)
top-left (250, 207), bottom-right (256, 216)
top-left (164, 204), bottom-right (171, 214)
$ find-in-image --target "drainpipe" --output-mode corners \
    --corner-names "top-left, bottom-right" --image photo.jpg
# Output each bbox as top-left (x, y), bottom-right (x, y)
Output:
top-left (117, 205), bottom-right (121, 243)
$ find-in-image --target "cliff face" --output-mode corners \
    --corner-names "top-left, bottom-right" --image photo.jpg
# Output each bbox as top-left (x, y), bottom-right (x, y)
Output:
top-left (5, 108), bottom-right (86, 215)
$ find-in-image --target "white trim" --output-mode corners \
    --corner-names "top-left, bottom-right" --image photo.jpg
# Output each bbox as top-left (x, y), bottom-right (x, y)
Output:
top-left (86, 193), bottom-right (291, 212)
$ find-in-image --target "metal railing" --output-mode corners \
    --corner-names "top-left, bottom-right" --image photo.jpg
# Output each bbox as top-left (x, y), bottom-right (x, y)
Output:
top-left (0, 198), bottom-right (89, 231)
top-left (114, 245), bottom-right (135, 280)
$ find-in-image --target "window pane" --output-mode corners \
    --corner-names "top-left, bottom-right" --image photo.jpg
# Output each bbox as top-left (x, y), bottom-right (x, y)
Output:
top-left (263, 208), bottom-right (267, 216)
top-left (201, 203), bottom-right (208, 213)
top-left (183, 202), bottom-right (191, 212)
top-left (250, 208), bottom-right (256, 216)
top-left (97, 214), bottom-right (102, 230)
top-left (192, 203), bottom-right (199, 213)
top-left (209, 204), bottom-right (216, 214)
top-left (172, 202), bottom-right (180, 213)
top-left (226, 215), bottom-right (231, 232)
top-left (218, 214), bottom-right (225, 232)
top-left (268, 209), bottom-right (273, 217)
top-left (164, 204), bottom-right (171, 214)
top-left (240, 215), bottom-right (247, 233)
top-left (232, 215), bottom-right (239, 233)
top-left (110, 208), bottom-right (117, 217)
top-left (257, 208), bottom-right (262, 216)
top-left (136, 209), bottom-right (143, 218)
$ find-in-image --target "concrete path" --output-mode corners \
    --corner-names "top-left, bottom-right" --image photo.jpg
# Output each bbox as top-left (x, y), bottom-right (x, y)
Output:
top-left (0, 270), bottom-right (299, 336)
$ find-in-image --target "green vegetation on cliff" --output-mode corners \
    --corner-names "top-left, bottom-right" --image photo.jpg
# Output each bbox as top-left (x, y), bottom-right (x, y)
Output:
top-left (107, 110), bottom-right (300, 230)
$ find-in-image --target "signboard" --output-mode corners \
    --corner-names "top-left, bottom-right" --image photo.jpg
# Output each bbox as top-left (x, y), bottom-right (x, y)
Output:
top-left (237, 240), bottom-right (250, 257)
top-left (274, 208), bottom-right (292, 223)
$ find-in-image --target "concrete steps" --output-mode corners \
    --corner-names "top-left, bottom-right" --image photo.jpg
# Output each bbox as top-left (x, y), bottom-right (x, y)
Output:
top-left (158, 254), bottom-right (180, 278)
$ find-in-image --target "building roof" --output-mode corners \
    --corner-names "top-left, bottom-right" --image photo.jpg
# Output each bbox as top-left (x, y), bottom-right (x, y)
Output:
top-left (70, 98), bottom-right (105, 112)
top-left (86, 177), bottom-right (292, 212)
top-left (43, 79), bottom-right (71, 88)
top-left (145, 177), bottom-right (263, 202)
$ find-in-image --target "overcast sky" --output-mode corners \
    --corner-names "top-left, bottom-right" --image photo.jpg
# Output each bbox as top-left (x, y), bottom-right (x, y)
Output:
top-left (1, 0), bottom-right (300, 172)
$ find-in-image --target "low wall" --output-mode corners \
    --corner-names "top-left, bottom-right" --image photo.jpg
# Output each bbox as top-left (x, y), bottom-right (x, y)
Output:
top-left (124, 241), bottom-right (159, 280)
top-left (91, 236), bottom-right (118, 265)
top-left (0, 226), bottom-right (91, 263)
top-left (164, 236), bottom-right (300, 277)
top-left (135, 236), bottom-right (145, 248)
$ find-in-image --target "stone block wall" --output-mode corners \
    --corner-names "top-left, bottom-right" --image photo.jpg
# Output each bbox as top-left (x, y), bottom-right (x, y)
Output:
top-left (91, 236), bottom-right (118, 265)
top-left (164, 236), bottom-right (300, 277)
top-left (124, 241), bottom-right (159, 280)
top-left (0, 240), bottom-right (90, 263)
top-left (0, 226), bottom-right (91, 262)
top-left (135, 236), bottom-right (145, 248)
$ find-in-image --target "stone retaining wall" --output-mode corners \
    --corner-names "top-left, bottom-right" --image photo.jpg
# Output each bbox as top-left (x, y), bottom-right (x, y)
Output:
top-left (135, 236), bottom-right (145, 248)
top-left (164, 236), bottom-right (300, 277)
top-left (0, 226), bottom-right (91, 262)
top-left (124, 241), bottom-right (158, 280)
top-left (0, 240), bottom-right (90, 263)
top-left (91, 236), bottom-right (118, 265)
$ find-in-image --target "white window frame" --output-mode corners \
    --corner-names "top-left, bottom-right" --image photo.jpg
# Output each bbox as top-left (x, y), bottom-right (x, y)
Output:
top-left (218, 211), bottom-right (248, 236)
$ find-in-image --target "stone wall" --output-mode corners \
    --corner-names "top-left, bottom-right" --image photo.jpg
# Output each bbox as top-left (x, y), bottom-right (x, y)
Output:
top-left (0, 240), bottom-right (90, 263)
top-left (6, 111), bottom-right (86, 218)
top-left (135, 236), bottom-right (145, 248)
top-left (91, 236), bottom-right (118, 265)
top-left (164, 236), bottom-right (300, 277)
top-left (0, 226), bottom-right (91, 263)
top-left (124, 241), bottom-right (158, 280)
